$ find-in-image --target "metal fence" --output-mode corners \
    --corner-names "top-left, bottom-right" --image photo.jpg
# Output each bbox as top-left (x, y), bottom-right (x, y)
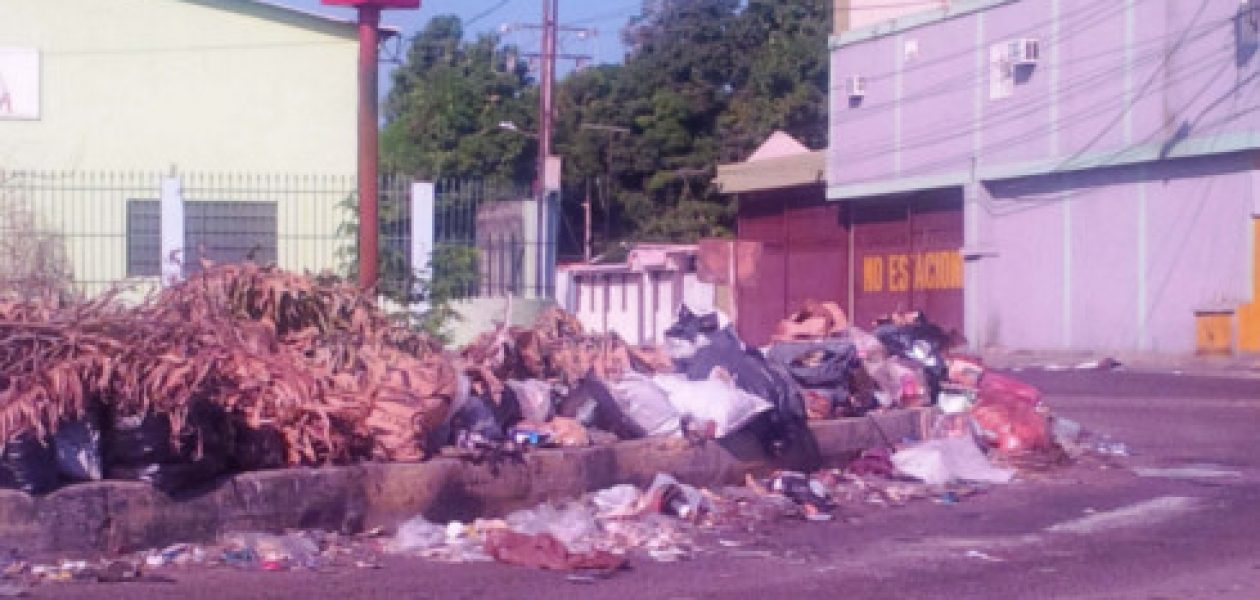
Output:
top-left (0, 169), bottom-right (548, 301)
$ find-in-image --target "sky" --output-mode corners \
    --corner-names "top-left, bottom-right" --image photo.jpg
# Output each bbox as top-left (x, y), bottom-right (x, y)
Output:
top-left (284, 0), bottom-right (643, 94)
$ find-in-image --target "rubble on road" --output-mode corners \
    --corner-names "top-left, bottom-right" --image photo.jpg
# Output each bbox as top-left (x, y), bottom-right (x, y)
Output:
top-left (0, 279), bottom-right (1088, 499)
top-left (0, 276), bottom-right (1124, 588)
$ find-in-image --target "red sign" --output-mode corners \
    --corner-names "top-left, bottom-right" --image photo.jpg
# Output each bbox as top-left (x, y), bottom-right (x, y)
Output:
top-left (321, 0), bottom-right (420, 8)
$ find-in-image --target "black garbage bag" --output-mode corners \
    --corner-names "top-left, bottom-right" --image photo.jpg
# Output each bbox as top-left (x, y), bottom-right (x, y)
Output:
top-left (873, 314), bottom-right (951, 404)
top-left (53, 401), bottom-right (105, 483)
top-left (448, 393), bottom-right (510, 443)
top-left (555, 373), bottom-right (648, 441)
top-left (0, 431), bottom-right (61, 495)
top-left (230, 425), bottom-right (289, 472)
top-left (103, 400), bottom-right (230, 494)
top-left (666, 308), bottom-right (817, 465)
top-left (767, 340), bottom-right (859, 389)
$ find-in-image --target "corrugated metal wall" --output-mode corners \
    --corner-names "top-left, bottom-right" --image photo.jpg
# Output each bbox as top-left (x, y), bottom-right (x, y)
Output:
top-left (735, 185), bottom-right (850, 345)
top-left (850, 190), bottom-right (964, 332)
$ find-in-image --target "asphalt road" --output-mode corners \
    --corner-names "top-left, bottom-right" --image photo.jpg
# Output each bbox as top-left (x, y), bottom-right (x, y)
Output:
top-left (34, 370), bottom-right (1260, 600)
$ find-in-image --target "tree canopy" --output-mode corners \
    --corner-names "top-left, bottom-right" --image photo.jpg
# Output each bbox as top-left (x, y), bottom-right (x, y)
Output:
top-left (381, 16), bottom-right (536, 184)
top-left (383, 0), bottom-right (831, 255)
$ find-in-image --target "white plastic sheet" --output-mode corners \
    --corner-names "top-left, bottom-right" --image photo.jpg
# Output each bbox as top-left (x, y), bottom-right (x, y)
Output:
top-left (892, 437), bottom-right (1015, 486)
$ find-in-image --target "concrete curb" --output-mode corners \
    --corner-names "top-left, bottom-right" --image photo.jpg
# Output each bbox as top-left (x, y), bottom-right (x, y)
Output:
top-left (0, 410), bottom-right (926, 555)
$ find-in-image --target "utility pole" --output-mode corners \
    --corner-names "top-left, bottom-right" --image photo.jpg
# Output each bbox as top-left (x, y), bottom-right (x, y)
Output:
top-left (504, 2), bottom-right (594, 296)
top-left (539, 0), bottom-right (557, 193)
top-left (322, 0), bottom-right (420, 291)
top-left (504, 5), bottom-right (594, 197)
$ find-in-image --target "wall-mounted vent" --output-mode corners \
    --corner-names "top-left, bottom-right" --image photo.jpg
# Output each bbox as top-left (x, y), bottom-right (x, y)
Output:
top-left (846, 75), bottom-right (866, 98)
top-left (1008, 38), bottom-right (1040, 66)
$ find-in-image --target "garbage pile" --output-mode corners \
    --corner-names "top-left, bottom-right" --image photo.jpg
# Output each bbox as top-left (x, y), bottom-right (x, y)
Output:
top-left (0, 270), bottom-right (1072, 503)
top-left (766, 302), bottom-right (957, 419)
top-left (0, 262), bottom-right (459, 494)
top-left (436, 304), bottom-right (815, 462)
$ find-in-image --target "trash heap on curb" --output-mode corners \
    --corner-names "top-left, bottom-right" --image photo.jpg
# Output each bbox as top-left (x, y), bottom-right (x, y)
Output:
top-left (440, 303), bottom-right (816, 462)
top-left (0, 262), bottom-right (459, 494)
top-left (0, 261), bottom-right (1087, 499)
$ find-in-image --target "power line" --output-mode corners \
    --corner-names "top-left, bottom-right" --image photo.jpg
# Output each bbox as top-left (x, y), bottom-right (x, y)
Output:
top-left (831, 39), bottom-right (1232, 193)
top-left (465, 0), bottom-right (512, 27)
top-left (826, 2), bottom-right (1229, 166)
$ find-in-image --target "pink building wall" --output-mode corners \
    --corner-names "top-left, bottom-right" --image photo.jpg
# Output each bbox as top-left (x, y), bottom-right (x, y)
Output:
top-left (829, 0), bottom-right (1260, 354)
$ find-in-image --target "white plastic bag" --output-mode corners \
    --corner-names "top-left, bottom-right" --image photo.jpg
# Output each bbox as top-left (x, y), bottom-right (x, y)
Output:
top-left (651, 374), bottom-right (772, 438)
top-left (391, 517), bottom-right (447, 552)
top-left (607, 374), bottom-right (682, 437)
top-left (891, 437), bottom-right (1015, 486)
top-left (504, 379), bottom-right (554, 423)
top-left (505, 503), bottom-right (599, 552)
top-left (592, 484), bottom-right (643, 518)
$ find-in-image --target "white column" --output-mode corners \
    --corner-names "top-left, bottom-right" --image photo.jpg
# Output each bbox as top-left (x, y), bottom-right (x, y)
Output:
top-left (159, 176), bottom-right (184, 286)
top-left (410, 181), bottom-right (435, 311)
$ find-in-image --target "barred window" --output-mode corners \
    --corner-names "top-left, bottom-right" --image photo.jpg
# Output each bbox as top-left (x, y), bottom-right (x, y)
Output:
top-left (126, 200), bottom-right (277, 277)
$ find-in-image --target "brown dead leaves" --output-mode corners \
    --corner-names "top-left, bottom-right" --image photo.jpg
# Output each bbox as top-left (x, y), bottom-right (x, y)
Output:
top-left (0, 262), bottom-right (457, 466)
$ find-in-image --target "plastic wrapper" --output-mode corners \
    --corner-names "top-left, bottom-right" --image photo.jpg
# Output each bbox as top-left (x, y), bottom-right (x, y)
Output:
top-left (392, 517), bottom-right (447, 552)
top-left (892, 437), bottom-right (1015, 486)
top-left (505, 504), bottom-right (599, 552)
top-left (592, 484), bottom-right (643, 519)
top-left (971, 389), bottom-right (1052, 453)
top-left (504, 379), bottom-right (554, 424)
top-left (978, 372), bottom-right (1042, 406)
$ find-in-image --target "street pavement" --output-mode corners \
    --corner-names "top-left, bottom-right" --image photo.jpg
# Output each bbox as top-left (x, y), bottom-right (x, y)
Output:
top-left (36, 370), bottom-right (1260, 599)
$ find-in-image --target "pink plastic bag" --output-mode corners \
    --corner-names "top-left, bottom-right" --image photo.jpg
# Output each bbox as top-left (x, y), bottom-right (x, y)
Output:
top-left (970, 390), bottom-right (1051, 453)
top-left (978, 372), bottom-right (1041, 406)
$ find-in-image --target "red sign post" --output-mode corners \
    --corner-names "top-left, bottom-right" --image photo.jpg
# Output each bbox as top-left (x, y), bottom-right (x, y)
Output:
top-left (322, 0), bottom-right (419, 290)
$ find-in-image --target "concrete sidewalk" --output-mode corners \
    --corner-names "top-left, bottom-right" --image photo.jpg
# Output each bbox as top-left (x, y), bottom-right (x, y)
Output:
top-left (980, 348), bottom-right (1260, 379)
top-left (0, 410), bottom-right (926, 555)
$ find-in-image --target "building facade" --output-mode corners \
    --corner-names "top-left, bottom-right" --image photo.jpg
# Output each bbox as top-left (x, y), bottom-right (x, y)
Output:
top-left (829, 0), bottom-right (1260, 354)
top-left (0, 0), bottom-right (364, 292)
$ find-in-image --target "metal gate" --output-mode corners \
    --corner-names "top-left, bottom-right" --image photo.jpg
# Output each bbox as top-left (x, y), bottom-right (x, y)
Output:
top-left (850, 189), bottom-right (964, 332)
top-left (735, 185), bottom-right (848, 345)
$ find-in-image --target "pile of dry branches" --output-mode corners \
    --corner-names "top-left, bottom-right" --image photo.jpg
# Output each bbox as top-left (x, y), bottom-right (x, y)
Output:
top-left (0, 262), bottom-right (458, 467)
top-left (459, 306), bottom-right (674, 403)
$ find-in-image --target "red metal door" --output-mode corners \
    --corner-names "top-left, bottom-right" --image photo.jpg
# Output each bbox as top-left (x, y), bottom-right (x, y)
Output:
top-left (736, 185), bottom-right (848, 346)
top-left (850, 189), bottom-right (963, 333)
top-left (736, 194), bottom-right (786, 345)
top-left (785, 192), bottom-right (848, 315)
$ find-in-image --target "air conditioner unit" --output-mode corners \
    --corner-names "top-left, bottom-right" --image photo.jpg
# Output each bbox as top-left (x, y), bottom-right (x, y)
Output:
top-left (846, 75), bottom-right (866, 98)
top-left (1008, 38), bottom-right (1039, 66)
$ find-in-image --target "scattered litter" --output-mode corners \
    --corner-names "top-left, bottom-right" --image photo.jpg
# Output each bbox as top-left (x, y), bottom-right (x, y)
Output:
top-left (892, 437), bottom-right (1016, 486)
top-left (1092, 441), bottom-right (1131, 457)
top-left (964, 549), bottom-right (1005, 562)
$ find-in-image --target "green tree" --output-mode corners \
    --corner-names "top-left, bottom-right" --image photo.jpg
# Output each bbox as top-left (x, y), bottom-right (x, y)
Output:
top-left (554, 0), bottom-right (744, 252)
top-left (381, 16), bottom-right (537, 184)
top-left (719, 0), bottom-right (831, 160)
top-left (386, 5), bottom-right (831, 258)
